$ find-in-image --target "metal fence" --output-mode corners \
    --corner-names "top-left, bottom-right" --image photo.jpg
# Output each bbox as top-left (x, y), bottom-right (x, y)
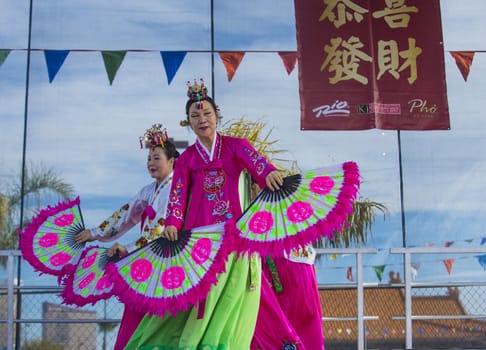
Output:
top-left (2, 248), bottom-right (486, 350)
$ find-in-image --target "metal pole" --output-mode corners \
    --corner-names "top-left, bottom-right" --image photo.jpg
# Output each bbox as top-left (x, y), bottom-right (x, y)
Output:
top-left (210, 0), bottom-right (215, 99)
top-left (7, 252), bottom-right (15, 350)
top-left (16, 0), bottom-right (34, 347)
top-left (404, 251), bottom-right (413, 349)
top-left (356, 252), bottom-right (365, 350)
top-left (397, 130), bottom-right (407, 247)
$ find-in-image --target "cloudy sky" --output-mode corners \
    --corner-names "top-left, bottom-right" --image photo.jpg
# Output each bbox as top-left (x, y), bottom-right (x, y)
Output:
top-left (2, 0), bottom-right (486, 285)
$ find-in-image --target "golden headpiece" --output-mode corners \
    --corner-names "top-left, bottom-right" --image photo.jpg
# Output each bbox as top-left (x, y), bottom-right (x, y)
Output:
top-left (140, 124), bottom-right (169, 149)
top-left (186, 78), bottom-right (208, 103)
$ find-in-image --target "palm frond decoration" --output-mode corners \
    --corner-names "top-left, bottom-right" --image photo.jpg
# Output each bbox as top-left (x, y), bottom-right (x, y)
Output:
top-left (220, 118), bottom-right (299, 176)
top-left (221, 116), bottom-right (388, 248)
top-left (318, 198), bottom-right (388, 248)
top-left (0, 163), bottom-right (75, 262)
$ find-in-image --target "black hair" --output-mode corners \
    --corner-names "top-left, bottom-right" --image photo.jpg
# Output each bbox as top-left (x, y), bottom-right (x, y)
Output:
top-left (185, 96), bottom-right (218, 117)
top-left (153, 141), bottom-right (180, 161)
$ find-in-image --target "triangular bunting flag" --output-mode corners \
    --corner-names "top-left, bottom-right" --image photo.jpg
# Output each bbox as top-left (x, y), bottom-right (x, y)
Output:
top-left (480, 237), bottom-right (486, 245)
top-left (476, 254), bottom-right (486, 271)
top-left (101, 50), bottom-right (127, 85)
top-left (444, 241), bottom-right (454, 247)
top-left (373, 265), bottom-right (386, 282)
top-left (44, 50), bottom-right (70, 83)
top-left (160, 51), bottom-right (187, 85)
top-left (424, 242), bottom-right (434, 247)
top-left (346, 266), bottom-right (353, 282)
top-left (278, 51), bottom-right (298, 75)
top-left (465, 239), bottom-right (474, 244)
top-left (442, 258), bottom-right (455, 275)
top-left (0, 49), bottom-right (11, 67)
top-left (218, 52), bottom-right (245, 82)
top-left (450, 51), bottom-right (475, 82)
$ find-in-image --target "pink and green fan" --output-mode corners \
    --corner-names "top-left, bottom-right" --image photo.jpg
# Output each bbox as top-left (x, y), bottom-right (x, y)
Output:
top-left (60, 246), bottom-right (118, 306)
top-left (234, 161), bottom-right (360, 257)
top-left (19, 196), bottom-right (87, 277)
top-left (106, 221), bottom-right (233, 318)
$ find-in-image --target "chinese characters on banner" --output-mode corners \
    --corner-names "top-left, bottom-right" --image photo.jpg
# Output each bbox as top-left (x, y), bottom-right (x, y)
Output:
top-left (295, 0), bottom-right (450, 130)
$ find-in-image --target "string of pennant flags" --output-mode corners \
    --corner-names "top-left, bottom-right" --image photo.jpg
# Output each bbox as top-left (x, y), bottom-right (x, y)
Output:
top-left (0, 48), bottom-right (482, 84)
top-left (324, 233), bottom-right (486, 282)
top-left (0, 49), bottom-right (298, 84)
top-left (2, 47), bottom-right (485, 279)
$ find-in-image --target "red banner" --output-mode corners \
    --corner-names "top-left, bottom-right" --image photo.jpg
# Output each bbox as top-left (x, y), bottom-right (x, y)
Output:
top-left (295, 0), bottom-right (450, 130)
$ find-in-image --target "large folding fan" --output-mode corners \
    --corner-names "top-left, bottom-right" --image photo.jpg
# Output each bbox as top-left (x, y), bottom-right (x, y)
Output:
top-left (106, 221), bottom-right (233, 318)
top-left (19, 196), bottom-right (86, 277)
top-left (60, 246), bottom-right (118, 306)
top-left (234, 161), bottom-right (360, 257)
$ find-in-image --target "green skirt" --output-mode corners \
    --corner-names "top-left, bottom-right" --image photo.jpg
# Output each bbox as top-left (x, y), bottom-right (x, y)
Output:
top-left (125, 253), bottom-right (261, 350)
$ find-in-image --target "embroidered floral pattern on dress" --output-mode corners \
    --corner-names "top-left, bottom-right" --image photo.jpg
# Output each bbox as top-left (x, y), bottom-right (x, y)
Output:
top-left (203, 169), bottom-right (226, 193)
top-left (206, 192), bottom-right (232, 221)
top-left (244, 147), bottom-right (267, 175)
top-left (98, 203), bottom-right (130, 238)
top-left (167, 178), bottom-right (185, 221)
top-left (134, 176), bottom-right (172, 248)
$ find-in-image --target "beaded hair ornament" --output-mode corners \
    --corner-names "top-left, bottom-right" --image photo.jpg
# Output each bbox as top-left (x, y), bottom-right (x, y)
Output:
top-left (187, 78), bottom-right (208, 108)
top-left (140, 124), bottom-right (169, 149)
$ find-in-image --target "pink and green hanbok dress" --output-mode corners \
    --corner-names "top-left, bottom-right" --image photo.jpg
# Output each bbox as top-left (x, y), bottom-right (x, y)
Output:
top-left (90, 174), bottom-right (173, 350)
top-left (126, 134), bottom-right (292, 349)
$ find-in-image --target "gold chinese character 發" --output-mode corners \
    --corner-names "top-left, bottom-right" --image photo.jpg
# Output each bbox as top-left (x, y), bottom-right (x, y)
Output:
top-left (376, 38), bottom-right (422, 84)
top-left (372, 0), bottom-right (419, 28)
top-left (319, 0), bottom-right (369, 28)
top-left (320, 36), bottom-right (372, 85)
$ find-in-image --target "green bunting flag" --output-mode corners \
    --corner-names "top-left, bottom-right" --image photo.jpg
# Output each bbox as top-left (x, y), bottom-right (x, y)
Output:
top-left (373, 265), bottom-right (386, 282)
top-left (101, 50), bottom-right (127, 85)
top-left (0, 49), bottom-right (11, 66)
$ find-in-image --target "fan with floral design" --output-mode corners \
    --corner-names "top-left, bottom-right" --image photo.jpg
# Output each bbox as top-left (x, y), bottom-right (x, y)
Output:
top-left (106, 221), bottom-right (233, 318)
top-left (60, 246), bottom-right (119, 306)
top-left (19, 196), bottom-right (86, 277)
top-left (234, 161), bottom-right (360, 257)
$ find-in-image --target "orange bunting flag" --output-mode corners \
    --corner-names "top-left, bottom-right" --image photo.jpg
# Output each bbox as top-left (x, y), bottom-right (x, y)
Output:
top-left (278, 51), bottom-right (298, 75)
top-left (450, 51), bottom-right (475, 82)
top-left (346, 266), bottom-right (353, 282)
top-left (442, 258), bottom-right (455, 275)
top-left (218, 52), bottom-right (245, 82)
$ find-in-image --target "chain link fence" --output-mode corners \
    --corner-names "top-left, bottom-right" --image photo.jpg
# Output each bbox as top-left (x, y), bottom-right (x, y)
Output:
top-left (3, 249), bottom-right (486, 350)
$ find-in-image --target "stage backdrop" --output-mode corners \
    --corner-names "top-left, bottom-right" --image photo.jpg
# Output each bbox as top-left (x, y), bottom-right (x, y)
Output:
top-left (295, 0), bottom-right (450, 131)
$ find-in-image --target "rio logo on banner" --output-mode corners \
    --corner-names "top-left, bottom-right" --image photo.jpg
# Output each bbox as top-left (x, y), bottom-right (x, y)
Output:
top-left (295, 0), bottom-right (450, 130)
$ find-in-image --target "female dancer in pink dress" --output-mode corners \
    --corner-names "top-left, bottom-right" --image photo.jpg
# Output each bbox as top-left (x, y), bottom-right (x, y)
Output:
top-left (125, 79), bottom-right (309, 349)
top-left (75, 124), bottom-right (179, 350)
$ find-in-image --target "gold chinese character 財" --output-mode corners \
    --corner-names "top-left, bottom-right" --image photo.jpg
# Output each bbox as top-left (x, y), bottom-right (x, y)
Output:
top-left (376, 38), bottom-right (422, 84)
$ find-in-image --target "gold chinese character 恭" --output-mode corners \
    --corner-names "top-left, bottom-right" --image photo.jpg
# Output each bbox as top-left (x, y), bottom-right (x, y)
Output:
top-left (320, 36), bottom-right (372, 85)
top-left (319, 0), bottom-right (369, 28)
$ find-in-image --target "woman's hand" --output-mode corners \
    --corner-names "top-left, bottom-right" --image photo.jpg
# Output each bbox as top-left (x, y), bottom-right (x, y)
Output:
top-left (162, 225), bottom-right (179, 241)
top-left (265, 170), bottom-right (283, 191)
top-left (107, 243), bottom-right (127, 258)
top-left (75, 229), bottom-right (95, 244)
